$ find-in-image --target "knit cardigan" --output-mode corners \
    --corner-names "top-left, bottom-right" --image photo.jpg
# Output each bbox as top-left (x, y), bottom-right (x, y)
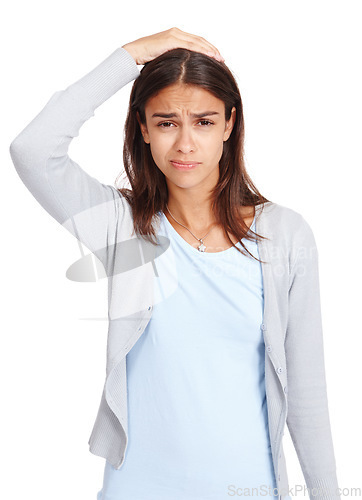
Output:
top-left (9, 46), bottom-right (341, 500)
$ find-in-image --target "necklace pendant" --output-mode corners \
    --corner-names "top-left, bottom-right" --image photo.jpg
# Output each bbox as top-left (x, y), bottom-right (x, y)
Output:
top-left (198, 240), bottom-right (206, 252)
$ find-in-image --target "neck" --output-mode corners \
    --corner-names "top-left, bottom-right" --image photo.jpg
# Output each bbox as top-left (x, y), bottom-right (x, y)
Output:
top-left (166, 194), bottom-right (217, 233)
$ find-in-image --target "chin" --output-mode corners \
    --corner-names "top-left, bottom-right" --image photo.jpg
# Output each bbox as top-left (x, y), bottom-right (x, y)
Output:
top-left (165, 174), bottom-right (199, 190)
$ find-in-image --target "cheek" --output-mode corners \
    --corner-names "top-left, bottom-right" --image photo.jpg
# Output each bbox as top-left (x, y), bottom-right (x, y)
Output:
top-left (148, 133), bottom-right (170, 157)
top-left (207, 126), bottom-right (225, 146)
top-left (207, 131), bottom-right (225, 157)
top-left (148, 136), bottom-right (172, 173)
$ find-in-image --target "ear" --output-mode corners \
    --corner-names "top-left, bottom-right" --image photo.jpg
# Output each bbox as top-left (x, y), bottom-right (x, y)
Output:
top-left (223, 106), bottom-right (236, 142)
top-left (137, 111), bottom-right (150, 144)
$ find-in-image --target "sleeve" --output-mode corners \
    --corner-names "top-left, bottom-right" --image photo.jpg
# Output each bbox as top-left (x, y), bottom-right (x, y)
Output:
top-left (285, 216), bottom-right (341, 500)
top-left (9, 46), bottom-right (140, 266)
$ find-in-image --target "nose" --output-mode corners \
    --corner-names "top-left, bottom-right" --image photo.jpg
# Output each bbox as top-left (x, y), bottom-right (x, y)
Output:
top-left (174, 126), bottom-right (196, 154)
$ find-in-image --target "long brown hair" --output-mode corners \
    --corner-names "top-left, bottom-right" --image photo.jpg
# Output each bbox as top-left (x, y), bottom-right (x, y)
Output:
top-left (117, 48), bottom-right (270, 262)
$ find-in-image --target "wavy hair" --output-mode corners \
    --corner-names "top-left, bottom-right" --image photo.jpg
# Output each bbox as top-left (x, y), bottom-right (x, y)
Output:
top-left (116, 48), bottom-right (270, 262)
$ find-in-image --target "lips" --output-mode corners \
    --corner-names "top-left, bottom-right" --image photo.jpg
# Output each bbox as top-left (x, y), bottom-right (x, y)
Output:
top-left (170, 160), bottom-right (201, 170)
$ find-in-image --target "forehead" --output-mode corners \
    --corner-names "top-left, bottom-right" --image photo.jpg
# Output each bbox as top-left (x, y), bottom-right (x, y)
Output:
top-left (145, 83), bottom-right (223, 113)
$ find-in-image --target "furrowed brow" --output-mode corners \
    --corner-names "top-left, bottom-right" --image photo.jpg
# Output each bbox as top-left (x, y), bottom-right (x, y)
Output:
top-left (151, 111), bottom-right (220, 119)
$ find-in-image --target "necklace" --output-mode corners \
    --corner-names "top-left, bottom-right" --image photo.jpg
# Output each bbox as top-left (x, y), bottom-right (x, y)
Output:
top-left (165, 204), bottom-right (215, 252)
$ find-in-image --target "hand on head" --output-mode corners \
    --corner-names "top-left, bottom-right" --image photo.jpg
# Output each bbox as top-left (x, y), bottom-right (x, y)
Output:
top-left (122, 27), bottom-right (225, 65)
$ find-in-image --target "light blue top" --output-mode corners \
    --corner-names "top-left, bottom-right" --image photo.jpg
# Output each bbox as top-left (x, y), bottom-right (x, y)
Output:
top-left (97, 210), bottom-right (278, 500)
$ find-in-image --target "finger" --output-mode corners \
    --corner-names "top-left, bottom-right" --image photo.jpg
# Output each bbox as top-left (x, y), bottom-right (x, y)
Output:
top-left (170, 28), bottom-right (221, 55)
top-left (175, 28), bottom-right (222, 56)
top-left (174, 31), bottom-right (224, 61)
top-left (191, 33), bottom-right (222, 58)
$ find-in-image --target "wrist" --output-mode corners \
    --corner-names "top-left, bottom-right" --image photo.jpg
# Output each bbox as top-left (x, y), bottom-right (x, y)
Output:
top-left (122, 43), bottom-right (139, 65)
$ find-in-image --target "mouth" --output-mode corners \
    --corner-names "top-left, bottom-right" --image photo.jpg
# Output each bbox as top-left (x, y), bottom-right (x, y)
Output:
top-left (170, 160), bottom-right (201, 170)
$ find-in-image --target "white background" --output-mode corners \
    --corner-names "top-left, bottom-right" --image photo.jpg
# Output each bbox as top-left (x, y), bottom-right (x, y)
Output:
top-left (2, 0), bottom-right (361, 499)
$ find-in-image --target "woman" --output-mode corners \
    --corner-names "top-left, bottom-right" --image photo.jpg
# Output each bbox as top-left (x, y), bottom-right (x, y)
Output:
top-left (10, 27), bottom-right (341, 500)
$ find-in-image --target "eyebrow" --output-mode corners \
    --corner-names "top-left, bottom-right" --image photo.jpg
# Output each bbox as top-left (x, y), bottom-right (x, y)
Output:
top-left (151, 111), bottom-right (220, 119)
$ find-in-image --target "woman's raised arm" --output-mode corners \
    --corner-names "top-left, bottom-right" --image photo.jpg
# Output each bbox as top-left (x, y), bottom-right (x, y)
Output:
top-left (9, 45), bottom-right (140, 263)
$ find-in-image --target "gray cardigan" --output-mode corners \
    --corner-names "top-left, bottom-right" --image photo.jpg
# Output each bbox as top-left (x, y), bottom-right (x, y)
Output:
top-left (9, 46), bottom-right (341, 500)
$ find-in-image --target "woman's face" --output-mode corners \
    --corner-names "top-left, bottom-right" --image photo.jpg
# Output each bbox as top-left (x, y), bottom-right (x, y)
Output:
top-left (138, 83), bottom-right (236, 192)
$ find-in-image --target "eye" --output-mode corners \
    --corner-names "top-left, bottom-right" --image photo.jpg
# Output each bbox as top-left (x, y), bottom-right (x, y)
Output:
top-left (158, 121), bottom-right (174, 128)
top-left (157, 120), bottom-right (214, 128)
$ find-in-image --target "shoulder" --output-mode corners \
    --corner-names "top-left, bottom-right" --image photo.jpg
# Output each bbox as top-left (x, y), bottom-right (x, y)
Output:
top-left (257, 200), bottom-right (318, 251)
top-left (257, 200), bottom-right (308, 224)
